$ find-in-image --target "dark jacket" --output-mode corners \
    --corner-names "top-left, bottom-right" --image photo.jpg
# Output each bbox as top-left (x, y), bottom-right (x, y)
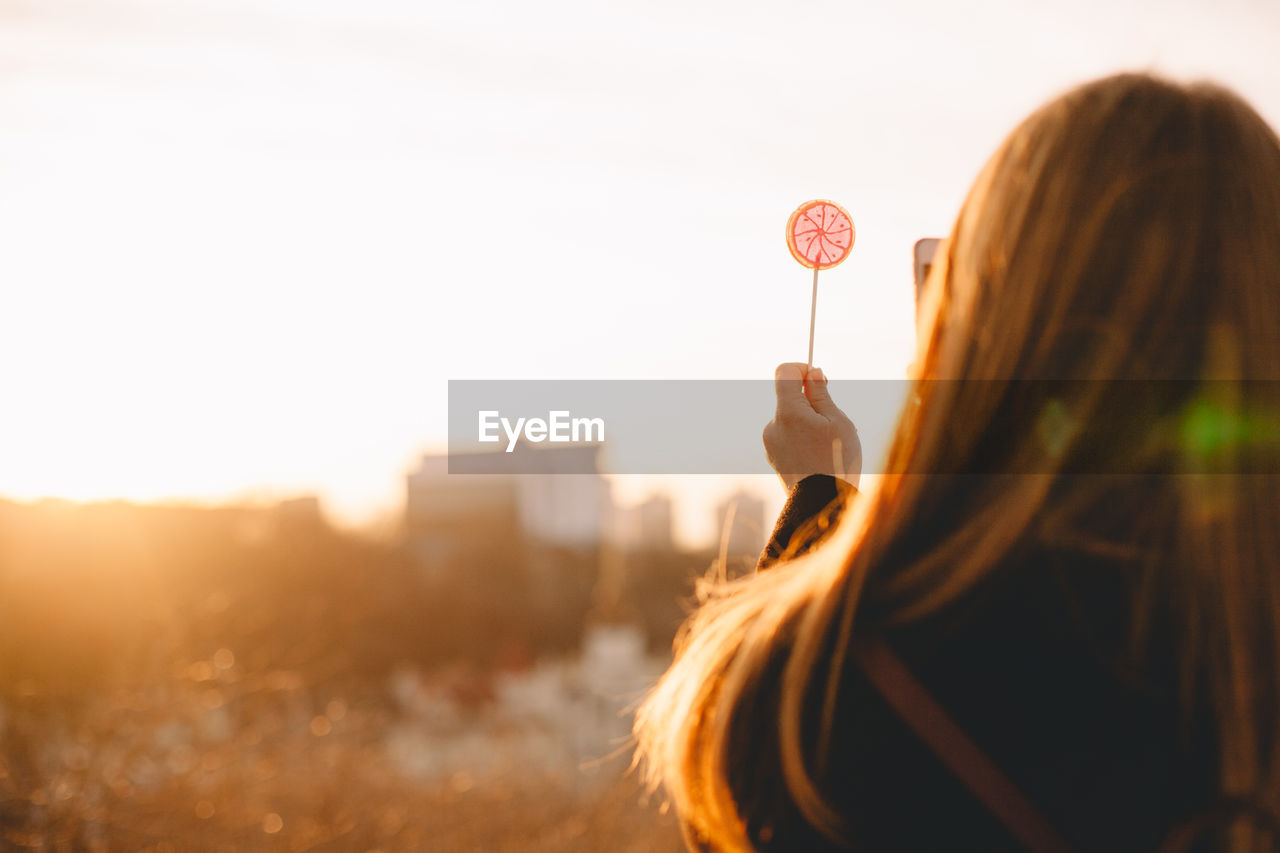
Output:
top-left (716, 475), bottom-right (1220, 853)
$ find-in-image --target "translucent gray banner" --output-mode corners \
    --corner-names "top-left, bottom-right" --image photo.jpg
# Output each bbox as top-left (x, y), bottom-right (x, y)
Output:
top-left (447, 380), bottom-right (1280, 475)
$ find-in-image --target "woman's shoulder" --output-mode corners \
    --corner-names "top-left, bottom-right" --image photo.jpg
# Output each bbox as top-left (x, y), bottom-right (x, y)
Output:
top-left (830, 547), bottom-right (1215, 852)
top-left (746, 481), bottom-right (1215, 851)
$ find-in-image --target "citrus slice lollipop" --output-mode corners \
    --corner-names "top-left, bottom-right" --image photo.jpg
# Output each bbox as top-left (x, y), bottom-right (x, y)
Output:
top-left (786, 198), bottom-right (855, 370)
top-left (786, 199), bottom-right (855, 270)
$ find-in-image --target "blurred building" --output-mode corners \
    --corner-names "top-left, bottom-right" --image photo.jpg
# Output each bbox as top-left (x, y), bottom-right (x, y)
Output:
top-left (273, 495), bottom-right (327, 532)
top-left (406, 443), bottom-right (615, 649)
top-left (405, 442), bottom-right (612, 577)
top-left (613, 493), bottom-right (674, 552)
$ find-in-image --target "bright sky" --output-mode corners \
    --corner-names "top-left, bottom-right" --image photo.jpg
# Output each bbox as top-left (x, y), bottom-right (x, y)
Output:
top-left (2, 0), bottom-right (1278, 542)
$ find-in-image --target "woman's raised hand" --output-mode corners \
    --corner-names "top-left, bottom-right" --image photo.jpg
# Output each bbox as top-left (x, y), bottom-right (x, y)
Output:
top-left (763, 363), bottom-right (862, 491)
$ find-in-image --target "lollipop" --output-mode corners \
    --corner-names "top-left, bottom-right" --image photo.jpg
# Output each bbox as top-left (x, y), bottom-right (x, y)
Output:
top-left (786, 199), bottom-right (855, 369)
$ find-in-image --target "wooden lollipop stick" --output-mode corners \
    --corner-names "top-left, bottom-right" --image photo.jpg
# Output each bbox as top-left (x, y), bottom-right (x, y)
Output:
top-left (807, 263), bottom-right (819, 371)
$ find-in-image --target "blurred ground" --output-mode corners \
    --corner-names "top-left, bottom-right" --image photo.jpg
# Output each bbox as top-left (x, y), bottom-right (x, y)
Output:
top-left (0, 499), bottom-right (694, 852)
top-left (0, 655), bottom-right (683, 852)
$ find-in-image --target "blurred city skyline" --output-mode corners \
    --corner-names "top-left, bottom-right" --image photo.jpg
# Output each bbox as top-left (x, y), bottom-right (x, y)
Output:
top-left (2, 0), bottom-right (1278, 541)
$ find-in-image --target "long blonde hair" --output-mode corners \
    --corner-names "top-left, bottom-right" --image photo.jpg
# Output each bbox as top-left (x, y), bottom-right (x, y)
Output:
top-left (635, 73), bottom-right (1280, 851)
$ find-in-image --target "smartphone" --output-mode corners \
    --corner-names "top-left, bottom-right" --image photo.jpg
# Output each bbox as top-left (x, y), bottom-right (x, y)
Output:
top-left (913, 237), bottom-right (943, 314)
top-left (910, 238), bottom-right (943, 373)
